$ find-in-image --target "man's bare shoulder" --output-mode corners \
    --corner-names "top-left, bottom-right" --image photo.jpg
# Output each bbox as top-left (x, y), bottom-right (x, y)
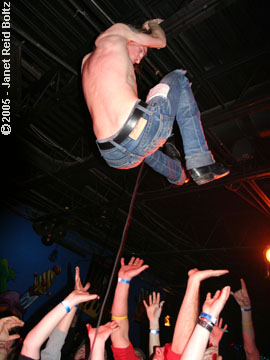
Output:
top-left (81, 52), bottom-right (92, 73)
top-left (95, 23), bottom-right (131, 46)
top-left (96, 21), bottom-right (166, 49)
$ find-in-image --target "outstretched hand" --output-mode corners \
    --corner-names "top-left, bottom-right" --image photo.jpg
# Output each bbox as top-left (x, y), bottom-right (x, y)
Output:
top-left (87, 320), bottom-right (119, 344)
top-left (66, 289), bottom-right (99, 308)
top-left (75, 266), bottom-right (90, 292)
top-left (188, 269), bottom-right (229, 285)
top-left (231, 278), bottom-right (251, 309)
top-left (0, 316), bottom-right (24, 342)
top-left (209, 317), bottom-right (228, 346)
top-left (202, 286), bottom-right (230, 319)
top-left (143, 291), bottom-right (165, 323)
top-left (119, 257), bottom-right (149, 281)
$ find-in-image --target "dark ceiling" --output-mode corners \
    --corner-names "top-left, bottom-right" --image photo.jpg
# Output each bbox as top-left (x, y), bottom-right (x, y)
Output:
top-left (1, 0), bottom-right (270, 352)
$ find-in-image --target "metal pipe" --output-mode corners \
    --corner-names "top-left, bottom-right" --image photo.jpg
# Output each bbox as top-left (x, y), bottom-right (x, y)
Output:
top-left (2, 17), bottom-right (78, 76)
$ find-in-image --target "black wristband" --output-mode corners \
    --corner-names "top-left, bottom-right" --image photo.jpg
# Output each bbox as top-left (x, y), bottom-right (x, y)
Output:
top-left (197, 318), bottom-right (213, 333)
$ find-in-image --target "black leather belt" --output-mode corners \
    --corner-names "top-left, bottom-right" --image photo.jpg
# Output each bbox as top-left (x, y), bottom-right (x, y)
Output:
top-left (97, 100), bottom-right (148, 150)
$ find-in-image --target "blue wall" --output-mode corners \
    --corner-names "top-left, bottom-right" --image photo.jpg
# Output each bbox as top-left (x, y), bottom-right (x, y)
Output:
top-left (0, 209), bottom-right (91, 322)
top-left (0, 208), bottom-right (166, 351)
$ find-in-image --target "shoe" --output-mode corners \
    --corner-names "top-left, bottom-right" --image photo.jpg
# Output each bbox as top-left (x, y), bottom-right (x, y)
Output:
top-left (188, 163), bottom-right (230, 185)
top-left (163, 142), bottom-right (181, 161)
top-left (164, 142), bottom-right (190, 185)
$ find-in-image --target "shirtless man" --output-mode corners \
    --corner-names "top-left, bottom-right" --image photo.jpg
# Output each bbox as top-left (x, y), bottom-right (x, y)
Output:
top-left (81, 19), bottom-right (229, 185)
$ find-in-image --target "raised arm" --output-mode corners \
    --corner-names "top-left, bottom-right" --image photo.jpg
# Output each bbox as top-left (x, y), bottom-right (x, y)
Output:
top-left (110, 257), bottom-right (149, 348)
top-left (40, 266), bottom-right (91, 360)
top-left (87, 321), bottom-right (119, 360)
top-left (20, 289), bottom-right (98, 359)
top-left (231, 279), bottom-right (260, 360)
top-left (95, 20), bottom-right (166, 49)
top-left (143, 291), bottom-right (164, 356)
top-left (206, 317), bottom-right (228, 359)
top-left (171, 269), bottom-right (229, 355)
top-left (181, 286), bottom-right (231, 360)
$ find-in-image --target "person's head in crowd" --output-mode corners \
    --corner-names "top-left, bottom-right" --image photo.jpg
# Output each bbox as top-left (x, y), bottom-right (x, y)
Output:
top-left (151, 343), bottom-right (171, 360)
top-left (134, 347), bottom-right (146, 360)
top-left (73, 339), bottom-right (87, 360)
top-left (0, 292), bottom-right (24, 360)
top-left (0, 292), bottom-right (24, 321)
top-left (73, 337), bottom-right (108, 360)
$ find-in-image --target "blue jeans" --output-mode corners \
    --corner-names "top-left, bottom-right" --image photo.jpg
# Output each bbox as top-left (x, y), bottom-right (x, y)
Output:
top-left (97, 70), bottom-right (214, 184)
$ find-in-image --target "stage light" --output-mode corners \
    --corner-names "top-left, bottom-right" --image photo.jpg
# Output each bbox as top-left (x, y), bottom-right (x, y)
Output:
top-left (263, 245), bottom-right (270, 278)
top-left (265, 247), bottom-right (270, 263)
top-left (164, 315), bottom-right (171, 327)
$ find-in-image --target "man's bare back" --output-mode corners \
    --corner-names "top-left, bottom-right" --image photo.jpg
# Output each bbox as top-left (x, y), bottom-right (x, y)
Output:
top-left (81, 20), bottom-right (229, 185)
top-left (81, 22), bottom-right (166, 140)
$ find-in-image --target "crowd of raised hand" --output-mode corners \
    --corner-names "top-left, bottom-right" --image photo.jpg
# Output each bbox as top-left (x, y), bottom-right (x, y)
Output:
top-left (0, 258), bottom-right (260, 360)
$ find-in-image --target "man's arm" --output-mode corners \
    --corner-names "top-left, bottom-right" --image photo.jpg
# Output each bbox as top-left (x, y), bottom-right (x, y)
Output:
top-left (110, 257), bottom-right (149, 348)
top-left (143, 291), bottom-right (164, 356)
top-left (206, 317), bottom-right (227, 359)
top-left (95, 20), bottom-right (166, 49)
top-left (231, 279), bottom-right (260, 360)
top-left (171, 269), bottom-right (229, 355)
top-left (87, 321), bottom-right (119, 360)
top-left (40, 266), bottom-right (90, 360)
top-left (20, 290), bottom-right (99, 360)
top-left (181, 286), bottom-right (231, 360)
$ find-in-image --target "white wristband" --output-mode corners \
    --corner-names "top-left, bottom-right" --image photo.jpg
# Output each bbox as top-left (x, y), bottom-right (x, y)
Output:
top-left (61, 300), bottom-right (71, 313)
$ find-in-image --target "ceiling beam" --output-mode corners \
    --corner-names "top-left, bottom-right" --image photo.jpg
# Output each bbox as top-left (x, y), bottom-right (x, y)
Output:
top-left (161, 0), bottom-right (237, 38)
top-left (137, 169), bottom-right (270, 202)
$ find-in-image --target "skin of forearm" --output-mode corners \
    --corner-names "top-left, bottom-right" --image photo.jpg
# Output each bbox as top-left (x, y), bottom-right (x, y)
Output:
top-left (111, 283), bottom-right (129, 315)
top-left (22, 295), bottom-right (79, 359)
top-left (181, 324), bottom-right (210, 360)
top-left (171, 279), bottom-right (199, 354)
top-left (149, 334), bottom-right (160, 356)
top-left (149, 318), bottom-right (160, 356)
top-left (57, 307), bottom-right (77, 333)
top-left (149, 317), bottom-right (159, 330)
top-left (149, 23), bottom-right (166, 44)
top-left (90, 338), bottom-right (106, 360)
top-left (241, 311), bottom-right (258, 354)
top-left (110, 283), bottom-right (130, 347)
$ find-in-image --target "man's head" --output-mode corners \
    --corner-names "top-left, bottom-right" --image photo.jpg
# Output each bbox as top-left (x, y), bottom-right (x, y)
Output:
top-left (73, 343), bottom-right (86, 360)
top-left (152, 343), bottom-right (172, 360)
top-left (134, 347), bottom-right (146, 360)
top-left (152, 346), bottom-right (165, 360)
top-left (127, 43), bottom-right (148, 65)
